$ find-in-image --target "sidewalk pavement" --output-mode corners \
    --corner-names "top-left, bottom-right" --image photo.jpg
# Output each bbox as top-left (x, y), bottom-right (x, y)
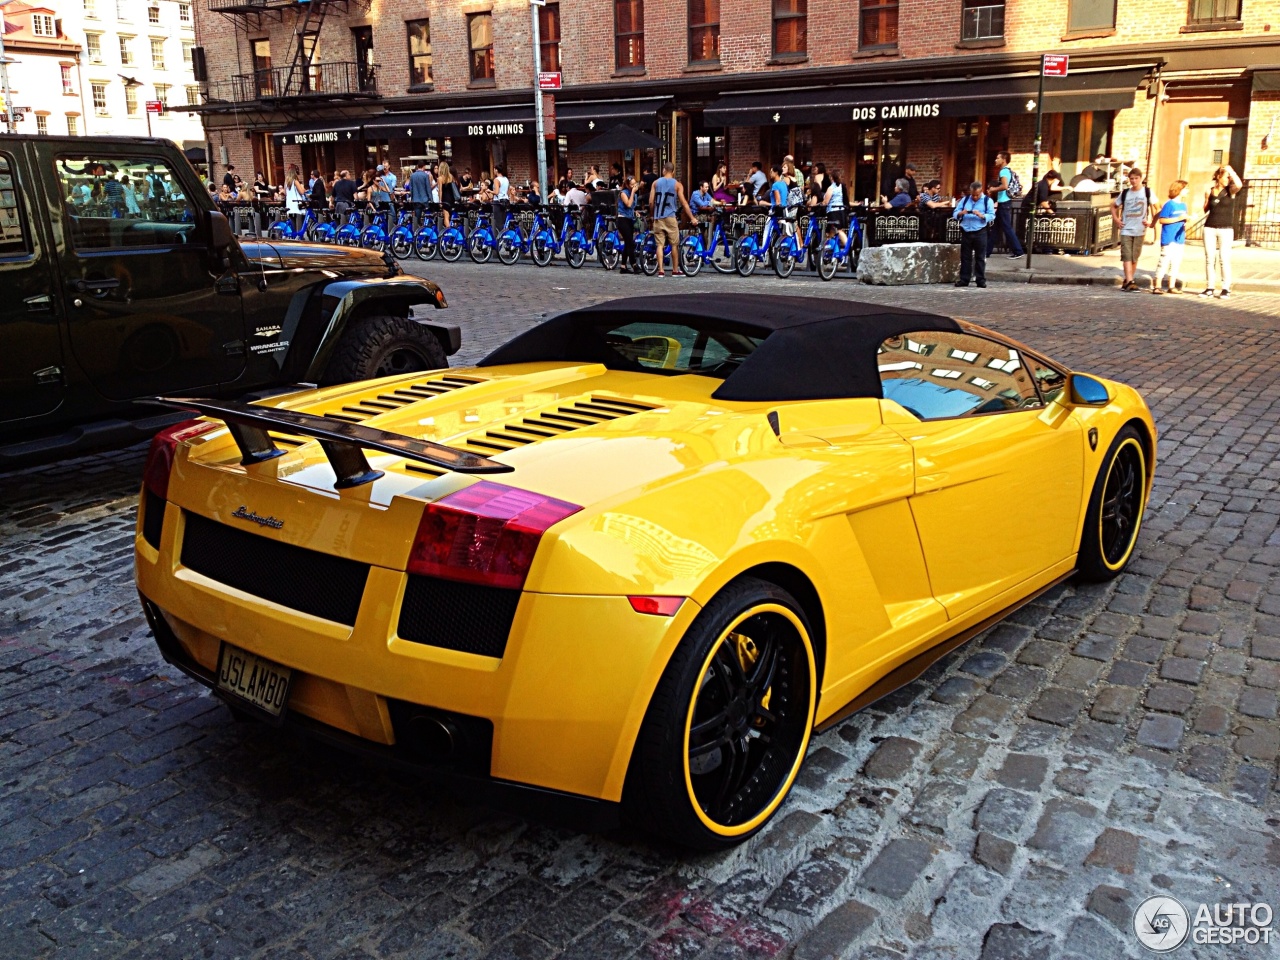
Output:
top-left (983, 241), bottom-right (1280, 293)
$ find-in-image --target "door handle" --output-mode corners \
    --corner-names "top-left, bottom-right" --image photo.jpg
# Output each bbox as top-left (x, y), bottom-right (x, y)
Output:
top-left (70, 277), bottom-right (121, 294)
top-left (24, 294), bottom-right (52, 312)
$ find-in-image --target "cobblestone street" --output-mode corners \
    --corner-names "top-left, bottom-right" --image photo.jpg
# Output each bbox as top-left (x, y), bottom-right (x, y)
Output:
top-left (2, 266), bottom-right (1278, 959)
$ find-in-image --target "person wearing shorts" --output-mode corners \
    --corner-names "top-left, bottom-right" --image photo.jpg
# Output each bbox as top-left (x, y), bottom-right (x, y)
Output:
top-left (1111, 168), bottom-right (1158, 291)
top-left (648, 161), bottom-right (694, 277)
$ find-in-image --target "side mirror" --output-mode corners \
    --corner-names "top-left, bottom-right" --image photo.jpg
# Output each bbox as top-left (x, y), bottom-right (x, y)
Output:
top-left (208, 209), bottom-right (233, 251)
top-left (1069, 374), bottom-right (1110, 406)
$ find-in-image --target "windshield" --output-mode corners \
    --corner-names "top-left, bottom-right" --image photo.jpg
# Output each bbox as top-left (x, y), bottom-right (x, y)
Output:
top-left (593, 320), bottom-right (765, 378)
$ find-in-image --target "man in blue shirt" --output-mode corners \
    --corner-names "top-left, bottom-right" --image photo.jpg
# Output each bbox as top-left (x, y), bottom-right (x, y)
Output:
top-left (953, 180), bottom-right (996, 288)
top-left (690, 181), bottom-right (716, 215)
top-left (748, 162), bottom-right (768, 204)
top-left (987, 150), bottom-right (1025, 259)
top-left (880, 179), bottom-right (913, 209)
top-left (408, 161), bottom-right (434, 228)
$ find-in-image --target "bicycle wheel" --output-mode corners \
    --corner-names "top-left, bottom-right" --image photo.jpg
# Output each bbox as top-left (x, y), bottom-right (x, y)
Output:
top-left (390, 232), bottom-right (413, 260)
top-left (531, 233), bottom-right (553, 267)
top-left (818, 240), bottom-right (839, 281)
top-left (600, 240), bottom-right (620, 271)
top-left (414, 233), bottom-right (438, 261)
top-left (710, 234), bottom-right (736, 274)
top-left (267, 225), bottom-right (287, 241)
top-left (468, 232), bottom-right (493, 264)
top-left (439, 233), bottom-right (463, 262)
top-left (681, 238), bottom-right (704, 277)
top-left (497, 233), bottom-right (522, 265)
top-left (639, 235), bottom-right (659, 276)
top-left (566, 237), bottom-right (587, 269)
top-left (773, 241), bottom-right (796, 279)
top-left (735, 239), bottom-right (757, 277)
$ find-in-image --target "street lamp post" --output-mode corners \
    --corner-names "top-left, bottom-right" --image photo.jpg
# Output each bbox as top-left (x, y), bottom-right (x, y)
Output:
top-left (529, 0), bottom-right (548, 203)
top-left (0, 0), bottom-right (20, 134)
top-left (1024, 69), bottom-right (1045, 271)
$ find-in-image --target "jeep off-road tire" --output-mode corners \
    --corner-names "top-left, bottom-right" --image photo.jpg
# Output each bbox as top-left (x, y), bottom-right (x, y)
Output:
top-left (320, 314), bottom-right (448, 385)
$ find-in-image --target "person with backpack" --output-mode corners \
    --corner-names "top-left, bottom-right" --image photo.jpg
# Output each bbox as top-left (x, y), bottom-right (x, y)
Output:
top-left (986, 151), bottom-right (1025, 259)
top-left (1153, 179), bottom-right (1189, 295)
top-left (1111, 168), bottom-right (1159, 291)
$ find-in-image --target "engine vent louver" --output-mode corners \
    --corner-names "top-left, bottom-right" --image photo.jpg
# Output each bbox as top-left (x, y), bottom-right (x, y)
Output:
top-left (458, 396), bottom-right (660, 455)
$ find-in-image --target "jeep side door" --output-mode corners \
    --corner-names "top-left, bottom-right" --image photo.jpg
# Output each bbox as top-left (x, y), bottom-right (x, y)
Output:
top-left (0, 143), bottom-right (67, 424)
top-left (46, 145), bottom-right (246, 400)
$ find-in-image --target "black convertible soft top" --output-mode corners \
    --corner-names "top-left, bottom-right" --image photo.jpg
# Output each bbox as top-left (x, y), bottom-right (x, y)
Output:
top-left (479, 293), bottom-right (962, 402)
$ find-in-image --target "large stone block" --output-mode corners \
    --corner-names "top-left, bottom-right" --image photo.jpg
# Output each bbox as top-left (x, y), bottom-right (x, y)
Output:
top-left (856, 242), bottom-right (961, 285)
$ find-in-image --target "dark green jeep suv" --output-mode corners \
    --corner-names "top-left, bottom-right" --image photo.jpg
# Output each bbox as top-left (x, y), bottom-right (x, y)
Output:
top-left (0, 135), bottom-right (458, 464)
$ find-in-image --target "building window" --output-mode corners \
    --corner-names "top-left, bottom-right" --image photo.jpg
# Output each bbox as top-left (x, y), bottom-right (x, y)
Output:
top-left (67, 114), bottom-right (78, 135)
top-left (182, 41), bottom-right (193, 66)
top-left (615, 0), bottom-right (644, 70)
top-left (467, 13), bottom-right (494, 83)
top-left (688, 0), bottom-right (719, 63)
top-left (36, 115), bottom-right (48, 135)
top-left (92, 83), bottom-right (108, 115)
top-left (961, 0), bottom-right (1005, 39)
top-left (116, 0), bottom-right (128, 19)
top-left (185, 84), bottom-right (199, 105)
top-left (32, 13), bottom-right (56, 36)
top-left (84, 0), bottom-right (97, 18)
top-left (120, 36), bottom-right (133, 65)
top-left (406, 20), bottom-right (431, 85)
top-left (125, 84), bottom-right (138, 114)
top-left (859, 0), bottom-right (898, 48)
top-left (61, 65), bottom-right (75, 94)
top-left (86, 34), bottom-right (102, 63)
top-left (178, 2), bottom-right (191, 23)
top-left (539, 1), bottom-right (560, 73)
top-left (1067, 0), bottom-right (1116, 32)
top-left (150, 38), bottom-right (165, 68)
top-left (155, 82), bottom-right (169, 106)
top-left (773, 0), bottom-right (806, 56)
top-left (147, 4), bottom-right (159, 24)
top-left (1187, 0), bottom-right (1240, 22)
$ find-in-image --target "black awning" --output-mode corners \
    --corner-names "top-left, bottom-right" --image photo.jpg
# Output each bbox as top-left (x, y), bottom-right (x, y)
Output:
top-left (365, 103), bottom-right (535, 140)
top-left (704, 66), bottom-right (1152, 126)
top-left (555, 97), bottom-right (670, 134)
top-left (273, 120), bottom-right (364, 146)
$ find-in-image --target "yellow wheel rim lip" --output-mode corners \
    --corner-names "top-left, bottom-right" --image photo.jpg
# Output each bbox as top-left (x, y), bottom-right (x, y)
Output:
top-left (681, 602), bottom-right (816, 837)
top-left (1099, 437), bottom-right (1147, 572)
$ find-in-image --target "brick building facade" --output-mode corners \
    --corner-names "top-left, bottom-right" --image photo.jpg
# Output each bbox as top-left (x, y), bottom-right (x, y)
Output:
top-left (188, 0), bottom-right (1278, 215)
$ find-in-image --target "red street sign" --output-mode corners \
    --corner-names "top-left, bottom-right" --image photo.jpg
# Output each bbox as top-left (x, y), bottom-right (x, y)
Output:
top-left (1042, 55), bottom-right (1069, 77)
top-left (537, 71), bottom-right (562, 90)
top-left (146, 100), bottom-right (164, 114)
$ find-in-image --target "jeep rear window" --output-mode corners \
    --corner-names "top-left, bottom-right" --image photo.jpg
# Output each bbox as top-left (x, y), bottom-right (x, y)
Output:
top-left (0, 154), bottom-right (29, 257)
top-left (55, 155), bottom-right (197, 250)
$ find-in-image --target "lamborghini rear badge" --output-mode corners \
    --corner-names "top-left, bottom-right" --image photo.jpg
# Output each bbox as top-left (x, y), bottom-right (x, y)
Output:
top-left (1088, 427), bottom-right (1099, 451)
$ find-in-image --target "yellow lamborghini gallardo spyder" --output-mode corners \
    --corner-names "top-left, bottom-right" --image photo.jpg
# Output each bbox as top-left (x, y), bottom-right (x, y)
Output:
top-left (135, 294), bottom-right (1155, 850)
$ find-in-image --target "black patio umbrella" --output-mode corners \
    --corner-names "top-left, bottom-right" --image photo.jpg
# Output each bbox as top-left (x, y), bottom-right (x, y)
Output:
top-left (576, 123), bottom-right (663, 153)
top-left (184, 146), bottom-right (207, 163)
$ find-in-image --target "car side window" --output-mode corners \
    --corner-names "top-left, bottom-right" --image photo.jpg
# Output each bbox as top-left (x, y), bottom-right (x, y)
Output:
top-left (878, 331), bottom-right (1042, 420)
top-left (55, 155), bottom-right (196, 251)
top-left (0, 154), bottom-right (30, 257)
top-left (1025, 354), bottom-right (1068, 405)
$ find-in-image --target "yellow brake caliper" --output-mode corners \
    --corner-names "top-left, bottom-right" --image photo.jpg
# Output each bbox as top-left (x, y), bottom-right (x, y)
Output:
top-left (731, 631), bottom-right (771, 726)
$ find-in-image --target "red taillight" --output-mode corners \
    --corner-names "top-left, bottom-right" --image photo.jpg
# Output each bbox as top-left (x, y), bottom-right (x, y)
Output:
top-left (408, 481), bottom-right (582, 590)
top-left (143, 419), bottom-right (217, 499)
top-left (628, 596), bottom-right (685, 617)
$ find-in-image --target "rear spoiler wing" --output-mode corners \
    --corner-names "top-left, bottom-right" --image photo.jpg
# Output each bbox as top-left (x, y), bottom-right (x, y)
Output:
top-left (151, 396), bottom-right (513, 489)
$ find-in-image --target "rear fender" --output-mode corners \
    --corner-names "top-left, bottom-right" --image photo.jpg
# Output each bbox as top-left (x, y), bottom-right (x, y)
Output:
top-left (299, 276), bottom-right (456, 381)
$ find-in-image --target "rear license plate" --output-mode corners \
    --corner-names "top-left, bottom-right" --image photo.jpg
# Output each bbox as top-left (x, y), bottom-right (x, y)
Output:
top-left (216, 643), bottom-right (292, 717)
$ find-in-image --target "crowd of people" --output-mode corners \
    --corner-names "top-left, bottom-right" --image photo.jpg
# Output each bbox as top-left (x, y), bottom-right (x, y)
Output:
top-left (206, 153), bottom-right (1246, 292)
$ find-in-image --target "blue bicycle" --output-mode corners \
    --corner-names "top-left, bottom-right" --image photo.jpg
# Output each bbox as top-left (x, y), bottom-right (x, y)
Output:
top-left (267, 204), bottom-right (321, 241)
top-left (312, 209), bottom-right (339, 244)
top-left (388, 205), bottom-right (419, 260)
top-left (565, 206), bottom-right (612, 269)
top-left (467, 204), bottom-right (506, 264)
top-left (772, 210), bottom-right (825, 279)
top-left (734, 205), bottom-right (789, 277)
top-left (360, 204), bottom-right (393, 251)
top-left (817, 213), bottom-right (864, 281)
top-left (335, 209), bottom-right (364, 247)
top-left (410, 203), bottom-right (443, 260)
top-left (531, 206), bottom-right (579, 267)
top-left (437, 203), bottom-right (467, 262)
top-left (496, 204), bottom-right (544, 265)
top-left (679, 209), bottom-right (737, 276)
